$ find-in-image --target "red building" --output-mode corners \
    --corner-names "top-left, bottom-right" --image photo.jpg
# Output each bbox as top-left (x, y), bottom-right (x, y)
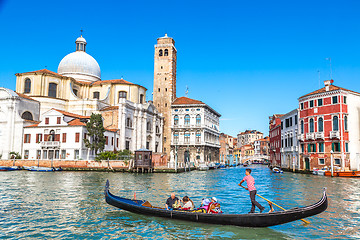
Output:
top-left (297, 80), bottom-right (359, 171)
top-left (269, 114), bottom-right (283, 166)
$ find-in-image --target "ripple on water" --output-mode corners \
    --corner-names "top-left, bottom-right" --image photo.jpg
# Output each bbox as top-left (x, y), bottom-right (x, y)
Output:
top-left (0, 166), bottom-right (358, 239)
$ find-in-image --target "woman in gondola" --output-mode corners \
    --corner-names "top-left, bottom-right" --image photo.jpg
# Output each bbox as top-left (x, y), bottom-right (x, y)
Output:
top-left (181, 196), bottom-right (194, 210)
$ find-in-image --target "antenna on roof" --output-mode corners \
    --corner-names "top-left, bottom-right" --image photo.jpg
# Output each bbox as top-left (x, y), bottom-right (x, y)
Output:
top-left (185, 85), bottom-right (189, 97)
top-left (80, 28), bottom-right (84, 36)
top-left (325, 57), bottom-right (332, 79)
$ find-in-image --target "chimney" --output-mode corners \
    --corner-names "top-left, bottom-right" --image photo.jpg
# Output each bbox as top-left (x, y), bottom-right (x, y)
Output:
top-left (324, 79), bottom-right (333, 91)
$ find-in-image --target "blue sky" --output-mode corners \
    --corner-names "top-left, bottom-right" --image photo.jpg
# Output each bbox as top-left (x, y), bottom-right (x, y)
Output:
top-left (0, 0), bottom-right (359, 137)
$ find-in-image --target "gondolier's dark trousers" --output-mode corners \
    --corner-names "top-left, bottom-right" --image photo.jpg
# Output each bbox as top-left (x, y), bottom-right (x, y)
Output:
top-left (249, 190), bottom-right (264, 212)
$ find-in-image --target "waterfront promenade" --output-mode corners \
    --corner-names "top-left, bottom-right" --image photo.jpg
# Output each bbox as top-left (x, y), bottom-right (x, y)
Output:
top-left (1, 165), bottom-right (358, 239)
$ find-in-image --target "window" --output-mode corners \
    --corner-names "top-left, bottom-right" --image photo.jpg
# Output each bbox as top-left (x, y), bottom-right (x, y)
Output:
top-left (165, 103), bottom-right (167, 107)
top-left (281, 122), bottom-right (283, 130)
top-left (196, 114), bottom-right (201, 126)
top-left (196, 131), bottom-right (201, 143)
top-left (156, 126), bottom-right (160, 133)
top-left (61, 150), bottom-right (66, 159)
top-left (159, 49), bottom-right (163, 56)
top-left (55, 150), bottom-right (59, 159)
top-left (146, 141), bottom-right (150, 150)
top-left (184, 115), bottom-right (190, 126)
top-left (308, 143), bottom-right (316, 152)
top-left (164, 49), bottom-right (168, 56)
top-left (118, 91), bottom-right (127, 101)
top-left (184, 132), bottom-right (190, 143)
top-left (36, 134), bottom-right (42, 143)
top-left (125, 141), bottom-right (130, 150)
top-left (185, 109), bottom-right (189, 111)
top-left (24, 150), bottom-right (29, 159)
top-left (75, 133), bottom-right (80, 143)
top-left (62, 133), bottom-right (66, 143)
top-left (84, 133), bottom-right (87, 140)
top-left (344, 116), bottom-right (348, 131)
top-left (332, 96), bottom-right (338, 104)
top-left (319, 158), bottom-right (325, 165)
top-left (295, 115), bottom-right (298, 125)
top-left (345, 142), bottom-right (349, 152)
top-left (48, 83), bottom-right (57, 98)
top-left (309, 100), bottom-right (314, 108)
top-left (57, 117), bottom-right (61, 124)
top-left (22, 111), bottom-right (33, 121)
top-left (49, 130), bottom-right (55, 141)
top-left (344, 96), bottom-right (347, 104)
top-left (111, 137), bottom-right (114, 146)
top-left (289, 117), bottom-right (292, 126)
top-left (93, 91), bottom-right (100, 99)
top-left (318, 117), bottom-right (323, 132)
top-left (43, 150), bottom-right (48, 159)
top-left (36, 150), bottom-right (41, 159)
top-left (105, 136), bottom-right (108, 145)
top-left (300, 103), bottom-right (304, 110)
top-left (126, 118), bottom-right (132, 127)
top-left (74, 150), bottom-right (79, 159)
top-left (334, 159), bottom-right (341, 165)
top-left (24, 134), bottom-right (31, 143)
top-left (73, 89), bottom-right (78, 96)
top-left (301, 144), bottom-right (304, 153)
top-left (140, 94), bottom-right (144, 104)
top-left (318, 142), bottom-right (324, 152)
top-left (173, 132), bottom-right (179, 144)
top-left (332, 142), bottom-right (340, 152)
top-left (24, 78), bottom-right (31, 93)
top-left (45, 117), bottom-right (49, 124)
top-left (318, 98), bottom-right (323, 106)
top-left (147, 121), bottom-right (151, 131)
top-left (309, 118), bottom-right (314, 133)
top-left (333, 116), bottom-right (339, 131)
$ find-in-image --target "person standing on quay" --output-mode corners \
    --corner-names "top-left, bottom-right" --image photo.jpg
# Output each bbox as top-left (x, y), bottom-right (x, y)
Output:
top-left (239, 168), bottom-right (265, 213)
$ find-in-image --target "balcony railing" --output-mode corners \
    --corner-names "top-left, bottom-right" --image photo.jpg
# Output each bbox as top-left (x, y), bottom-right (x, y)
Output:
top-left (40, 141), bottom-right (60, 148)
top-left (330, 131), bottom-right (340, 139)
top-left (315, 132), bottom-right (324, 139)
top-left (306, 132), bottom-right (315, 140)
top-left (297, 134), bottom-right (304, 141)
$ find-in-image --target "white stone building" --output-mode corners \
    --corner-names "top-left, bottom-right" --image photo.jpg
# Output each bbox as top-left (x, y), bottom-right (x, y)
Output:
top-left (23, 109), bottom-right (119, 160)
top-left (170, 97), bottom-right (221, 167)
top-left (0, 88), bottom-right (40, 159)
top-left (237, 130), bottom-right (263, 148)
top-left (280, 109), bottom-right (300, 169)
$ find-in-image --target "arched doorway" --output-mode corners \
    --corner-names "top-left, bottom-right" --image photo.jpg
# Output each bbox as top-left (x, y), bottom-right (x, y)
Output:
top-left (184, 150), bottom-right (190, 165)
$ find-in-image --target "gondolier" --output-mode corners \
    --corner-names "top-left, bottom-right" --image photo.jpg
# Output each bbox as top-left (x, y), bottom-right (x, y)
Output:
top-left (239, 168), bottom-right (265, 213)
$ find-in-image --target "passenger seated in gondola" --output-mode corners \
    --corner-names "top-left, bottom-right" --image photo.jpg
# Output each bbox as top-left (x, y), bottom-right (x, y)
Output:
top-left (165, 193), bottom-right (179, 210)
top-left (199, 198), bottom-right (211, 212)
top-left (207, 197), bottom-right (222, 214)
top-left (181, 196), bottom-right (195, 210)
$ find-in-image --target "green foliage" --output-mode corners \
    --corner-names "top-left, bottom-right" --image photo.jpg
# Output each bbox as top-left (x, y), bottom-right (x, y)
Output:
top-left (84, 113), bottom-right (106, 155)
top-left (95, 151), bottom-right (118, 161)
top-left (9, 152), bottom-right (21, 159)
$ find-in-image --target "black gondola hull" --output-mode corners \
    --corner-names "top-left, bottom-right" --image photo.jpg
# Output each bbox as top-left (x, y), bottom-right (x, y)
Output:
top-left (104, 180), bottom-right (327, 227)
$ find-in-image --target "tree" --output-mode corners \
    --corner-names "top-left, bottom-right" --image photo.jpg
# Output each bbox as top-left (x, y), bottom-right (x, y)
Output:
top-left (84, 113), bottom-right (106, 155)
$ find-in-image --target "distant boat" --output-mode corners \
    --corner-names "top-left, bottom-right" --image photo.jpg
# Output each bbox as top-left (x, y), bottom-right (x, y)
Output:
top-left (313, 168), bottom-right (326, 176)
top-left (219, 163), bottom-right (226, 168)
top-left (208, 162), bottom-right (216, 170)
top-left (27, 166), bottom-right (62, 172)
top-left (272, 167), bottom-right (283, 174)
top-left (197, 163), bottom-right (209, 171)
top-left (0, 166), bottom-right (21, 171)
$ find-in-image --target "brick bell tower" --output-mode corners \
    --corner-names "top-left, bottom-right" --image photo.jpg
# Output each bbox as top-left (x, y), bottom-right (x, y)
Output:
top-left (153, 34), bottom-right (177, 158)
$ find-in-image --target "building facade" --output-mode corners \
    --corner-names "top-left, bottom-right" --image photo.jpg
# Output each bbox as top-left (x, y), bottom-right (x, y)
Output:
top-left (254, 137), bottom-right (270, 158)
top-left (280, 109), bottom-right (299, 170)
top-left (170, 97), bottom-right (221, 167)
top-left (298, 80), bottom-right (360, 171)
top-left (269, 114), bottom-right (283, 166)
top-left (237, 130), bottom-right (263, 148)
top-left (219, 133), bottom-right (236, 163)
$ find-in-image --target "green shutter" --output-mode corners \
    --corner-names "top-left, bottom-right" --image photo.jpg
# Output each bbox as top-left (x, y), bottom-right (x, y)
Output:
top-left (308, 144), bottom-right (311, 153)
top-left (332, 143), bottom-right (334, 152)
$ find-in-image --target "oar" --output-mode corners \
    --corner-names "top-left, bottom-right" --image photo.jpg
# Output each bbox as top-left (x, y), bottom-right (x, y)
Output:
top-left (239, 185), bottom-right (310, 224)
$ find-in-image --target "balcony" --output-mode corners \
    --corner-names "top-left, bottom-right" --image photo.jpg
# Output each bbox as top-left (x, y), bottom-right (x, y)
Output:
top-left (315, 132), bottom-right (324, 140)
top-left (297, 134), bottom-right (304, 141)
top-left (306, 132), bottom-right (315, 140)
top-left (40, 141), bottom-right (60, 148)
top-left (330, 131), bottom-right (340, 139)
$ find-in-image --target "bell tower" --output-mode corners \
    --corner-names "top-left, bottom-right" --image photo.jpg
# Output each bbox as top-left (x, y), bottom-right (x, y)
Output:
top-left (153, 34), bottom-right (177, 157)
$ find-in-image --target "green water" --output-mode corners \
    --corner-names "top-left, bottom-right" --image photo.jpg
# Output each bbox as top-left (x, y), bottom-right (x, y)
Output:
top-left (1, 166), bottom-right (359, 239)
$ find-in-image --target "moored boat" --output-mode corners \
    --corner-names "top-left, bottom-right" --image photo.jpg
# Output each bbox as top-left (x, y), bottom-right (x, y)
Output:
top-left (104, 180), bottom-right (328, 228)
top-left (197, 163), bottom-right (209, 171)
top-left (0, 166), bottom-right (22, 171)
top-left (272, 167), bottom-right (283, 173)
top-left (324, 170), bottom-right (360, 177)
top-left (27, 166), bottom-right (62, 172)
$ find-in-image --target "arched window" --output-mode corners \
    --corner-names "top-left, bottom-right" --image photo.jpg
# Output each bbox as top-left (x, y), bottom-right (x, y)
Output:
top-left (333, 116), bottom-right (339, 131)
top-left (164, 49), bottom-right (168, 56)
top-left (184, 131), bottom-right (190, 143)
top-left (309, 119), bottom-right (314, 133)
top-left (345, 115), bottom-right (348, 131)
top-left (126, 118), bottom-right (132, 128)
top-left (174, 115), bottom-right (179, 125)
top-left (21, 111), bottom-right (33, 121)
top-left (48, 83), bottom-right (57, 98)
top-left (184, 115), bottom-right (190, 126)
top-left (93, 91), bottom-right (100, 99)
top-left (318, 117), bottom-right (323, 132)
top-left (301, 120), bottom-right (304, 134)
top-left (118, 91), bottom-right (127, 102)
top-left (196, 131), bottom-right (201, 143)
top-left (196, 114), bottom-right (201, 126)
top-left (147, 121), bottom-right (151, 131)
top-left (156, 126), bottom-right (160, 133)
top-left (24, 78), bottom-right (31, 93)
top-left (139, 94), bottom-right (144, 104)
top-left (49, 130), bottom-right (55, 141)
top-left (159, 49), bottom-right (163, 56)
top-left (173, 132), bottom-right (179, 144)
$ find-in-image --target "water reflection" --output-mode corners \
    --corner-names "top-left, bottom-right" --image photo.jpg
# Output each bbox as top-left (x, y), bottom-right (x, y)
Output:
top-left (0, 166), bottom-right (359, 239)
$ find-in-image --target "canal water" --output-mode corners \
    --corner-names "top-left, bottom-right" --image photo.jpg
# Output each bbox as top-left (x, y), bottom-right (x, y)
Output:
top-left (1, 165), bottom-right (359, 239)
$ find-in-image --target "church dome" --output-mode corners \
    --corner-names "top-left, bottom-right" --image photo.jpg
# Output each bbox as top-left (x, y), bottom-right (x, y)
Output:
top-left (58, 36), bottom-right (101, 82)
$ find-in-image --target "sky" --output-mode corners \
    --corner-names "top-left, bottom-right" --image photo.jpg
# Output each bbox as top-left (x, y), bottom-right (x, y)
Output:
top-left (0, 0), bottom-right (360, 137)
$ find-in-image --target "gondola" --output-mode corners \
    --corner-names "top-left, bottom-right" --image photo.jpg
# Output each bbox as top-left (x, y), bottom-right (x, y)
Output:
top-left (104, 180), bottom-right (328, 227)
